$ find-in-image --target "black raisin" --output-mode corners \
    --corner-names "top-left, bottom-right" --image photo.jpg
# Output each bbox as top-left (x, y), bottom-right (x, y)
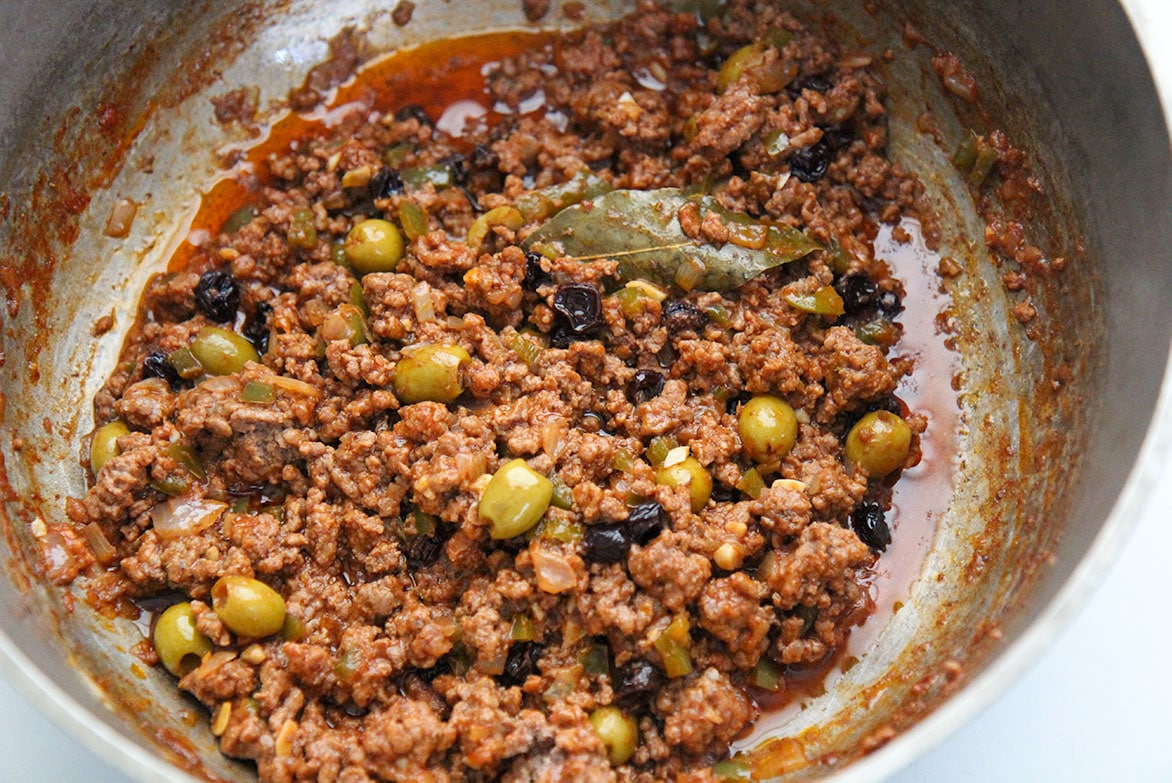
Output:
top-left (612, 659), bottom-right (665, 709)
top-left (710, 483), bottom-right (738, 503)
top-left (851, 500), bottom-right (891, 551)
top-left (441, 154), bottom-right (469, 186)
top-left (581, 501), bottom-right (665, 562)
top-left (787, 72), bottom-right (835, 97)
top-left (405, 530), bottom-right (448, 568)
top-left (662, 299), bottom-right (707, 331)
top-left (142, 350), bottom-right (182, 390)
top-left (469, 143), bottom-right (499, 172)
top-left (626, 501), bottom-right (668, 545)
top-left (581, 411), bottom-right (612, 436)
top-left (788, 140), bottom-right (832, 183)
top-left (368, 167), bottom-right (404, 199)
top-left (582, 525), bottom-right (630, 563)
top-left (835, 273), bottom-right (877, 314)
top-left (866, 396), bottom-right (904, 416)
top-left (194, 270), bottom-right (240, 323)
top-left (523, 251), bottom-right (551, 291)
top-left (394, 104), bottom-right (433, 126)
top-left (627, 369), bottom-right (665, 404)
top-left (501, 642), bottom-right (542, 686)
top-left (876, 289), bottom-right (903, 317)
top-left (822, 125), bottom-right (855, 152)
top-left (242, 301), bottom-right (272, 353)
top-left (552, 283), bottom-right (603, 335)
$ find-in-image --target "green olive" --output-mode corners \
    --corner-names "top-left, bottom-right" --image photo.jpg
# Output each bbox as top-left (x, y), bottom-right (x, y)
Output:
top-left (393, 344), bottom-right (470, 405)
top-left (344, 218), bottom-right (404, 275)
top-left (656, 456), bottom-right (712, 513)
top-left (154, 602), bottom-right (212, 677)
top-left (738, 395), bottom-right (798, 463)
top-left (589, 706), bottom-right (638, 766)
top-left (480, 459), bottom-right (553, 540)
top-left (90, 420), bottom-right (130, 475)
top-left (190, 326), bottom-right (260, 376)
top-left (211, 575), bottom-right (286, 638)
top-left (844, 410), bottom-right (912, 477)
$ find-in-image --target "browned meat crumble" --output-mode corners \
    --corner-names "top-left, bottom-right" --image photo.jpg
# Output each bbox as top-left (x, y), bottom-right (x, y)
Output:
top-left (66, 2), bottom-right (931, 780)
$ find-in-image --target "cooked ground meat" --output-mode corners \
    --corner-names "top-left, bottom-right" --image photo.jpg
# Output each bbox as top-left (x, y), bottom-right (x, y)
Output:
top-left (67, 2), bottom-right (930, 780)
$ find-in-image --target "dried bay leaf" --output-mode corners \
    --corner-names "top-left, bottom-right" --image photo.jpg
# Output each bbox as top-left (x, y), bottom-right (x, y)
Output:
top-left (524, 188), bottom-right (820, 292)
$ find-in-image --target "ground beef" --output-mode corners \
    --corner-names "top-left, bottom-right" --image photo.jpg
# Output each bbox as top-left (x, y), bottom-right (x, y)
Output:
top-left (67, 2), bottom-right (929, 780)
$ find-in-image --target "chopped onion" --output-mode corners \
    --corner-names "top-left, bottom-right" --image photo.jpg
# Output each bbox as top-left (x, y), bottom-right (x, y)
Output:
top-left (150, 496), bottom-right (227, 540)
top-left (412, 281), bottom-right (435, 322)
top-left (82, 522), bottom-right (117, 566)
top-left (532, 547), bottom-right (579, 594)
top-left (104, 198), bottom-right (138, 239)
top-left (189, 650), bottom-right (237, 679)
top-left (271, 375), bottom-right (323, 399)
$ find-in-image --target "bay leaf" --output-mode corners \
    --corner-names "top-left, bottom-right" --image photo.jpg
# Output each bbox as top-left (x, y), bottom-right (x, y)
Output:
top-left (524, 188), bottom-right (821, 292)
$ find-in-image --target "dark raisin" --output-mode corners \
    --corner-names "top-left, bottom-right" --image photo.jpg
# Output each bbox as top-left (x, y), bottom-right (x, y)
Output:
top-left (787, 72), bottom-right (835, 96)
top-left (626, 501), bottom-right (668, 545)
top-left (242, 301), bottom-right (272, 353)
top-left (613, 659), bottom-right (665, 709)
top-left (662, 299), bottom-right (707, 331)
top-left (710, 483), bottom-right (738, 503)
top-left (420, 654), bottom-right (453, 682)
top-left (850, 500), bottom-right (891, 551)
top-left (469, 144), bottom-right (499, 172)
top-left (788, 140), bottom-right (833, 183)
top-left (726, 389), bottom-right (753, 415)
top-left (821, 125), bottom-right (855, 152)
top-left (627, 369), bottom-right (665, 404)
top-left (368, 167), bottom-right (404, 199)
top-left (581, 499), bottom-right (667, 556)
top-left (194, 270), bottom-right (240, 322)
top-left (501, 641), bottom-right (542, 686)
top-left (394, 104), bottom-right (433, 126)
top-left (441, 153), bottom-right (469, 186)
top-left (552, 283), bottom-right (603, 335)
top-left (142, 350), bottom-right (182, 390)
top-left (404, 530), bottom-right (448, 568)
top-left (581, 411), bottom-right (612, 436)
top-left (522, 251), bottom-right (551, 291)
top-left (582, 525), bottom-right (630, 564)
top-left (866, 396), bottom-right (904, 416)
top-left (835, 273), bottom-right (877, 314)
top-left (876, 289), bottom-right (903, 317)
top-left (548, 324), bottom-right (573, 349)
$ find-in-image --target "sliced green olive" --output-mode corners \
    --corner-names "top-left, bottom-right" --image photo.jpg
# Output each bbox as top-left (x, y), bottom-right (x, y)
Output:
top-left (656, 456), bottom-right (712, 513)
top-left (154, 602), bottom-right (212, 677)
top-left (392, 344), bottom-right (470, 405)
top-left (287, 207), bottom-right (317, 249)
top-left (738, 395), bottom-right (798, 462)
top-left (344, 218), bottom-right (404, 275)
top-left (844, 410), bottom-right (912, 477)
top-left (190, 326), bottom-right (259, 376)
top-left (211, 575), bottom-right (287, 638)
top-left (589, 706), bottom-right (638, 766)
top-left (90, 420), bottom-right (130, 475)
top-left (480, 459), bottom-right (553, 540)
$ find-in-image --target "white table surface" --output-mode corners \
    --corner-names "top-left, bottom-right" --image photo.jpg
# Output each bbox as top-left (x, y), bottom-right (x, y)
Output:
top-left (3, 2), bottom-right (1170, 781)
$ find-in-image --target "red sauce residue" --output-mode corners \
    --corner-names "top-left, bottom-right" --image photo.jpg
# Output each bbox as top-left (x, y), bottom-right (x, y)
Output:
top-left (166, 31), bottom-right (552, 274)
top-left (735, 217), bottom-right (960, 749)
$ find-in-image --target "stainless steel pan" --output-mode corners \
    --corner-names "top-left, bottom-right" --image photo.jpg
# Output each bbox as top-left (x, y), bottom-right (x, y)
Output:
top-left (0, 1), bottom-right (1168, 780)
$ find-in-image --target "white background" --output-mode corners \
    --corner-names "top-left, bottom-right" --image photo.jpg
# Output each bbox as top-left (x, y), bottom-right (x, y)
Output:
top-left (2, 1), bottom-right (1170, 780)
